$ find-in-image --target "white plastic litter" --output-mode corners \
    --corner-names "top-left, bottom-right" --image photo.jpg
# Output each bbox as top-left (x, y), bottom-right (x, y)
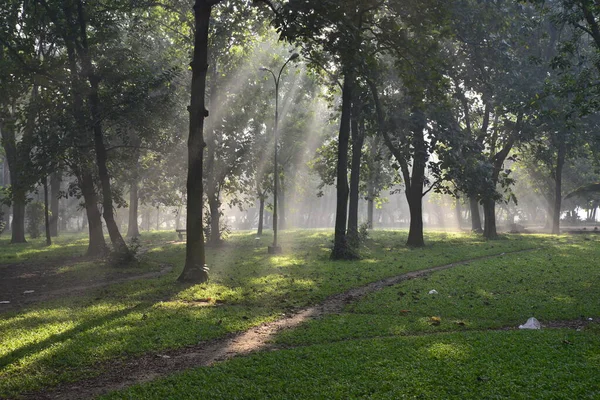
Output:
top-left (428, 290), bottom-right (438, 295)
top-left (0, 301), bottom-right (10, 304)
top-left (23, 290), bottom-right (35, 294)
top-left (519, 317), bottom-right (541, 330)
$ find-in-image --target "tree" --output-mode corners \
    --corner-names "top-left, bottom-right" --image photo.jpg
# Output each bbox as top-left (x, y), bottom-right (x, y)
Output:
top-left (177, 0), bottom-right (222, 283)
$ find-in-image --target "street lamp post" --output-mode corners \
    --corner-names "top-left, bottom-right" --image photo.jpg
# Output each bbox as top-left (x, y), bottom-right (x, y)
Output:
top-left (260, 53), bottom-right (299, 254)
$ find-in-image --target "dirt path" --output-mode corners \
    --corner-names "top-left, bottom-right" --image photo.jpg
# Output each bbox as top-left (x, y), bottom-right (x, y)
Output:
top-left (22, 248), bottom-right (552, 400)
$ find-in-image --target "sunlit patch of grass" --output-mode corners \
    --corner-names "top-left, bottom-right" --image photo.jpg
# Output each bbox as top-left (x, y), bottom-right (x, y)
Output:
top-left (426, 342), bottom-right (470, 361)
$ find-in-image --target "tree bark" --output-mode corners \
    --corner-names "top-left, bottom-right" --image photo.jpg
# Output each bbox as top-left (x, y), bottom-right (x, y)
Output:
top-left (406, 191), bottom-right (424, 246)
top-left (331, 71), bottom-right (357, 260)
top-left (178, 0), bottom-right (217, 282)
top-left (50, 172), bottom-right (61, 236)
top-left (43, 177), bottom-right (51, 246)
top-left (77, 168), bottom-right (107, 256)
top-left (257, 195), bottom-right (265, 236)
top-left (469, 197), bottom-right (483, 232)
top-left (483, 198), bottom-right (497, 239)
top-left (11, 191), bottom-right (26, 243)
top-left (347, 112), bottom-right (365, 246)
top-left (552, 140), bottom-right (566, 235)
top-left (405, 112), bottom-right (427, 248)
top-left (127, 180), bottom-right (140, 238)
top-left (208, 191), bottom-right (221, 245)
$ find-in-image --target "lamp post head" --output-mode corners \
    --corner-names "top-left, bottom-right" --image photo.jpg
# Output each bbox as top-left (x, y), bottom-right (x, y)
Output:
top-left (259, 67), bottom-right (268, 71)
top-left (289, 53), bottom-right (300, 61)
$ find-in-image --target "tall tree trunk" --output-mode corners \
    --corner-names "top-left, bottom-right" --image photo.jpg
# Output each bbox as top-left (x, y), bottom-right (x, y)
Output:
top-left (11, 191), bottom-right (26, 243)
top-left (279, 175), bottom-right (286, 230)
top-left (208, 191), bottom-right (221, 245)
top-left (405, 114), bottom-right (427, 248)
top-left (1, 91), bottom-right (36, 244)
top-left (483, 198), bottom-right (497, 239)
top-left (76, 0), bottom-right (129, 258)
top-left (367, 191), bottom-right (374, 230)
top-left (127, 180), bottom-right (140, 238)
top-left (365, 136), bottom-right (380, 230)
top-left (43, 177), bottom-right (51, 246)
top-left (257, 195), bottom-right (265, 236)
top-left (178, 0), bottom-right (216, 283)
top-left (49, 172), bottom-right (61, 236)
top-left (469, 197), bottom-right (483, 232)
top-left (331, 71), bottom-right (357, 260)
top-left (455, 199), bottom-right (462, 229)
top-left (347, 114), bottom-right (365, 246)
top-left (552, 141), bottom-right (566, 235)
top-left (77, 168), bottom-right (107, 256)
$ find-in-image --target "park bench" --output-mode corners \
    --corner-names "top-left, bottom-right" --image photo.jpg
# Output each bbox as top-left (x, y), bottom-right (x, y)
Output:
top-left (176, 229), bottom-right (186, 240)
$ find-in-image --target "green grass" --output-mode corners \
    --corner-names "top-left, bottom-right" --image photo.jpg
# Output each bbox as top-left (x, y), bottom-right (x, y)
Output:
top-left (0, 232), bottom-right (90, 264)
top-left (274, 236), bottom-right (600, 346)
top-left (0, 229), bottom-right (597, 398)
top-left (103, 232), bottom-right (599, 400)
top-left (103, 330), bottom-right (600, 399)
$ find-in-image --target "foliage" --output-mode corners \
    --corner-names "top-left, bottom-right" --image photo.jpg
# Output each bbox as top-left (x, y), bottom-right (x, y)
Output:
top-left (25, 201), bottom-right (44, 239)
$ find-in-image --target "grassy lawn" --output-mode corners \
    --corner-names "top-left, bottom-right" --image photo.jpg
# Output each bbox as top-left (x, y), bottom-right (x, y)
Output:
top-left (1, 229), bottom-right (598, 398)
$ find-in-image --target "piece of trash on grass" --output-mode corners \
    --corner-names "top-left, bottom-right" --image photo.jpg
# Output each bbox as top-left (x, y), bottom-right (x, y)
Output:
top-left (430, 316), bottom-right (441, 326)
top-left (0, 301), bottom-right (10, 304)
top-left (156, 354), bottom-right (171, 359)
top-left (428, 289), bottom-right (438, 295)
top-left (518, 317), bottom-right (541, 330)
top-left (23, 290), bottom-right (35, 294)
top-left (588, 317), bottom-right (593, 321)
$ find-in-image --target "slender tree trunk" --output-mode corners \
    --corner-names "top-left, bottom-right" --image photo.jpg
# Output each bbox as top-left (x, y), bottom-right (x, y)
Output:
top-left (75, 0), bottom-right (129, 258)
top-left (331, 71), bottom-right (357, 260)
top-left (483, 198), bottom-right (497, 239)
top-left (405, 113), bottom-right (427, 248)
top-left (455, 200), bottom-right (462, 229)
top-left (279, 175), bottom-right (286, 230)
top-left (257, 196), bottom-right (265, 236)
top-left (347, 115), bottom-right (365, 246)
top-left (11, 190), bottom-right (26, 243)
top-left (50, 172), bottom-right (61, 236)
top-left (208, 191), bottom-right (221, 245)
top-left (552, 141), bottom-right (566, 235)
top-left (179, 0), bottom-right (216, 282)
top-left (77, 169), bottom-right (107, 256)
top-left (127, 180), bottom-right (140, 238)
top-left (367, 194), bottom-right (374, 230)
top-left (43, 177), bottom-right (51, 246)
top-left (470, 197), bottom-right (483, 232)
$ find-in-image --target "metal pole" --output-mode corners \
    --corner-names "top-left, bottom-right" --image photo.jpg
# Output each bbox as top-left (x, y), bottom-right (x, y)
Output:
top-left (261, 53), bottom-right (298, 254)
top-left (273, 78), bottom-right (279, 250)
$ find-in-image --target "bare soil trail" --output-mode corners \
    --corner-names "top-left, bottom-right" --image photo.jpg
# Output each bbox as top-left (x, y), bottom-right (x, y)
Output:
top-left (16, 248), bottom-right (560, 400)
